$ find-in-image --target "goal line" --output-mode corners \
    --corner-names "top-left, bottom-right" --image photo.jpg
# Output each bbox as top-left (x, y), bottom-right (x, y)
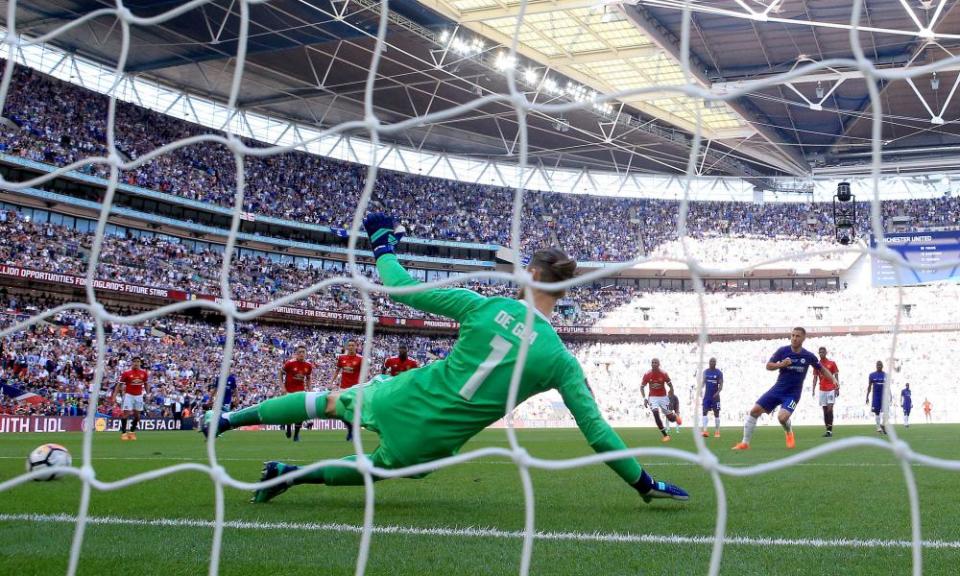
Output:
top-left (3, 513), bottom-right (958, 551)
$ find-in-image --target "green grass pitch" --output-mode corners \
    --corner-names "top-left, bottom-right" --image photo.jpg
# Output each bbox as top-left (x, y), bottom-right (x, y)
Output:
top-left (1, 424), bottom-right (959, 575)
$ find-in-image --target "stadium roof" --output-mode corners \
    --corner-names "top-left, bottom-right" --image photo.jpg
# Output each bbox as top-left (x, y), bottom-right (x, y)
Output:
top-left (7, 0), bottom-right (960, 182)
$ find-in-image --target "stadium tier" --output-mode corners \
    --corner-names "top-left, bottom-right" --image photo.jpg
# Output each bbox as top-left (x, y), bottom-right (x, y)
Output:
top-left (0, 308), bottom-right (454, 419)
top-left (4, 65), bottom-right (960, 263)
top-left (2, 66), bottom-right (959, 425)
top-left (4, 308), bottom-right (955, 426)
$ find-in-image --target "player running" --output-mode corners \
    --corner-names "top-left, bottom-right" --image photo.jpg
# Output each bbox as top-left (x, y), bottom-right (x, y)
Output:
top-left (112, 356), bottom-right (148, 441)
top-left (281, 346), bottom-right (313, 442)
top-left (641, 359), bottom-right (680, 442)
top-left (700, 358), bottom-right (722, 438)
top-left (203, 213), bottom-right (688, 505)
top-left (813, 346), bottom-right (839, 437)
top-left (923, 398), bottom-right (932, 423)
top-left (866, 361), bottom-right (888, 435)
top-left (732, 328), bottom-right (837, 451)
top-left (900, 383), bottom-right (912, 428)
top-left (383, 344), bottom-right (419, 376)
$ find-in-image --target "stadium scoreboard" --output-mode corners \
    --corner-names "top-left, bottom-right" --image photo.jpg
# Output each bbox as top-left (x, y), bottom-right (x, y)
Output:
top-left (871, 230), bottom-right (960, 286)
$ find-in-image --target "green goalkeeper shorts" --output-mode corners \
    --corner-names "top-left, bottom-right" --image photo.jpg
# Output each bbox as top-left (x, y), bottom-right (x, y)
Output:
top-left (335, 375), bottom-right (413, 474)
top-left (334, 375), bottom-right (441, 477)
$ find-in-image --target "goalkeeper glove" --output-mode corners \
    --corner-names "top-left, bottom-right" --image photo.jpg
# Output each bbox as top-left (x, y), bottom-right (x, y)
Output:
top-left (362, 213), bottom-right (405, 260)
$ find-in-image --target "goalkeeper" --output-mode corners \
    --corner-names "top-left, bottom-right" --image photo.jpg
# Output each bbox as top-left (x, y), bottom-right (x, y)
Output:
top-left (204, 213), bottom-right (689, 504)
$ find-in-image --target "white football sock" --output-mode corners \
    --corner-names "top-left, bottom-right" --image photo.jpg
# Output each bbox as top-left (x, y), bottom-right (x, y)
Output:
top-left (714, 416), bottom-right (721, 432)
top-left (742, 415), bottom-right (758, 444)
top-left (701, 415), bottom-right (709, 429)
top-left (875, 413), bottom-right (882, 427)
top-left (781, 418), bottom-right (792, 433)
top-left (904, 414), bottom-right (909, 426)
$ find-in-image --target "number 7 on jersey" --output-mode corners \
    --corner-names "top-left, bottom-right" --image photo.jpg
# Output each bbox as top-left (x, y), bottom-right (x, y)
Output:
top-left (458, 335), bottom-right (514, 400)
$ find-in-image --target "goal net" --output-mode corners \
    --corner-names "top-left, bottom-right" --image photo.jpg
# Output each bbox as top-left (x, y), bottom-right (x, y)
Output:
top-left (0, 1), bottom-right (958, 576)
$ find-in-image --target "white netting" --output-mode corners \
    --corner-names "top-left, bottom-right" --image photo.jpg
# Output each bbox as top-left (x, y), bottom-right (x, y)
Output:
top-left (1, 1), bottom-right (960, 576)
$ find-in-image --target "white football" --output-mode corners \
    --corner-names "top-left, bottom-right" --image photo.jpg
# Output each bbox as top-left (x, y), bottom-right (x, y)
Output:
top-left (26, 443), bottom-right (73, 481)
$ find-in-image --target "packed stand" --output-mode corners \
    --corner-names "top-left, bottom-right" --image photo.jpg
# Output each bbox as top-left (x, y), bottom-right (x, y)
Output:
top-left (3, 292), bottom-right (956, 426)
top-left (0, 307), bottom-right (454, 418)
top-left (5, 65), bottom-right (960, 263)
top-left (513, 332), bottom-right (959, 425)
top-left (4, 207), bottom-right (959, 332)
top-left (0, 210), bottom-right (631, 326)
top-left (595, 283), bottom-right (960, 329)
top-left (648, 236), bottom-right (861, 270)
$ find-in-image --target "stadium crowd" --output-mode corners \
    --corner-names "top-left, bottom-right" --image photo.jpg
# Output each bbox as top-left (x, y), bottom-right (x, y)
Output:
top-left (595, 283), bottom-right (960, 329)
top-left (3, 65), bottom-right (960, 264)
top-left (4, 206), bottom-right (958, 331)
top-left (0, 210), bottom-right (633, 325)
top-left (648, 236), bottom-right (860, 269)
top-left (0, 306), bottom-right (454, 418)
top-left (516, 332), bottom-right (957, 426)
top-left (4, 301), bottom-right (953, 426)
top-left (1, 65), bottom-right (958, 425)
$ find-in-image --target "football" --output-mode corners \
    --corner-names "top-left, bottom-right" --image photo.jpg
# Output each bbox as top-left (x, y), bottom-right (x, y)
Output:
top-left (26, 444), bottom-right (73, 481)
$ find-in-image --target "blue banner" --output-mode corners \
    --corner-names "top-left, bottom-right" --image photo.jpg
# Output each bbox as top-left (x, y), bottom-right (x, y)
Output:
top-left (871, 230), bottom-right (960, 286)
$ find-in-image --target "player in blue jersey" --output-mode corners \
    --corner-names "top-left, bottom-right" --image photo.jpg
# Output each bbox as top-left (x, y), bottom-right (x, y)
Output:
top-left (210, 374), bottom-right (237, 411)
top-left (700, 358), bottom-right (723, 438)
top-left (733, 328), bottom-right (837, 450)
top-left (900, 383), bottom-right (912, 428)
top-left (223, 374), bottom-right (237, 411)
top-left (866, 361), bottom-right (888, 435)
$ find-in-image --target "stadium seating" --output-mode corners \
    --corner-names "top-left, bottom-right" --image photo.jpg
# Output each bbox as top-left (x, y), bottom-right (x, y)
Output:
top-left (516, 333), bottom-right (958, 426)
top-left (4, 64), bottom-right (960, 264)
top-left (0, 307), bottom-right (453, 418)
top-left (0, 210), bottom-right (624, 325)
top-left (595, 283), bottom-right (960, 329)
top-left (2, 65), bottom-right (959, 425)
top-left (4, 293), bottom-right (956, 424)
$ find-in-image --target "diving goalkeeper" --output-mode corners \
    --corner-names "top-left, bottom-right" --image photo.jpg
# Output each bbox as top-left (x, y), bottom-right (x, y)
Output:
top-left (203, 213), bottom-right (689, 505)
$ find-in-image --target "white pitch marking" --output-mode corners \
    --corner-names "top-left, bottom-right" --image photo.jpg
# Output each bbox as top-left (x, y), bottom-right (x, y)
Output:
top-left (1, 513), bottom-right (958, 550)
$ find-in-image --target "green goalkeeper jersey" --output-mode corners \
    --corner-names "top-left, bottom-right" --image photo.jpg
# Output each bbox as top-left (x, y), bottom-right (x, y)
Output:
top-left (361, 254), bottom-right (642, 485)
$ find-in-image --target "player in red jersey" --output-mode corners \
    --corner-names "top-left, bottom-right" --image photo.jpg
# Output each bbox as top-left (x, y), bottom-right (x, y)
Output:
top-left (812, 346), bottom-right (840, 437)
top-left (281, 345), bottom-right (313, 442)
top-left (383, 344), bottom-right (419, 377)
top-left (112, 357), bottom-right (149, 441)
top-left (332, 340), bottom-right (363, 389)
top-left (331, 340), bottom-right (363, 440)
top-left (641, 358), bottom-right (679, 442)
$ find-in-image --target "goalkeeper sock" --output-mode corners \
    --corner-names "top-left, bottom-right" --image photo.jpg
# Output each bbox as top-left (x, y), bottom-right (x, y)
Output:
top-left (742, 415), bottom-right (758, 444)
top-left (294, 455), bottom-right (382, 486)
top-left (227, 392), bottom-right (328, 427)
top-left (631, 469), bottom-right (655, 494)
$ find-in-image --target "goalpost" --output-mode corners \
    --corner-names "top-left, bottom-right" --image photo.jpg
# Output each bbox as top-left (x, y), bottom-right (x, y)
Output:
top-left (1, 1), bottom-right (959, 576)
